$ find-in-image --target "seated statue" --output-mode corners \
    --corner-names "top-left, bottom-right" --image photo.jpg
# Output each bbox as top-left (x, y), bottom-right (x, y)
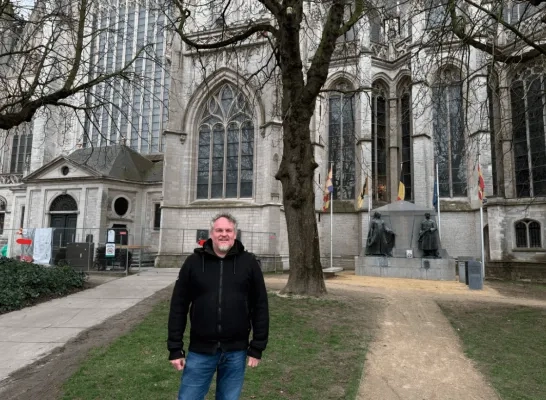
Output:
top-left (365, 211), bottom-right (396, 257)
top-left (418, 212), bottom-right (440, 258)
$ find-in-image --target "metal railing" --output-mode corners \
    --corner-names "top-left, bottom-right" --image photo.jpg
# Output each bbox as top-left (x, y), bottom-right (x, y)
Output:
top-left (1, 227), bottom-right (284, 274)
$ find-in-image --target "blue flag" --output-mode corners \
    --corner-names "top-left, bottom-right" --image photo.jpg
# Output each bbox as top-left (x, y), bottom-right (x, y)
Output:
top-left (432, 181), bottom-right (438, 212)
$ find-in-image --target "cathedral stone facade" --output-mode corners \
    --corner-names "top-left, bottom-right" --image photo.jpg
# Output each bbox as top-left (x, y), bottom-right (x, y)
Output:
top-left (1, 1), bottom-right (546, 279)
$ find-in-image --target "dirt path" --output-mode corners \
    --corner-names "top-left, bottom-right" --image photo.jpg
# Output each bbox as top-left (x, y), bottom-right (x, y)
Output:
top-left (356, 292), bottom-right (499, 400)
top-left (268, 273), bottom-right (546, 400)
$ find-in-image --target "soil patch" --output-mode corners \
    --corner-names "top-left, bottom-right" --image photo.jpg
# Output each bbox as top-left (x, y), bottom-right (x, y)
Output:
top-left (0, 285), bottom-right (173, 400)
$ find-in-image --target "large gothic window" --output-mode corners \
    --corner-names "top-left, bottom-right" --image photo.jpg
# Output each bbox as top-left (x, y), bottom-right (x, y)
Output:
top-left (488, 68), bottom-right (500, 196)
top-left (372, 83), bottom-right (388, 202)
top-left (9, 123), bottom-right (33, 174)
top-left (328, 82), bottom-right (355, 200)
top-left (510, 71), bottom-right (546, 197)
top-left (433, 68), bottom-right (467, 197)
top-left (197, 84), bottom-right (254, 199)
top-left (400, 87), bottom-right (412, 201)
top-left (0, 197), bottom-right (6, 234)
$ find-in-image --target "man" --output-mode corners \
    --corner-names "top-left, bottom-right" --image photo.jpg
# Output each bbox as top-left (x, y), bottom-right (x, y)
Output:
top-left (168, 213), bottom-right (269, 400)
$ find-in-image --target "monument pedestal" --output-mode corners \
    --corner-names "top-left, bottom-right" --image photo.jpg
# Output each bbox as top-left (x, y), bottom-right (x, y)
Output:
top-left (356, 256), bottom-right (456, 280)
top-left (359, 201), bottom-right (456, 281)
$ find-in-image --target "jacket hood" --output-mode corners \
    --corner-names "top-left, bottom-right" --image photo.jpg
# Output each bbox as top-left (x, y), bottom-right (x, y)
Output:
top-left (194, 238), bottom-right (245, 258)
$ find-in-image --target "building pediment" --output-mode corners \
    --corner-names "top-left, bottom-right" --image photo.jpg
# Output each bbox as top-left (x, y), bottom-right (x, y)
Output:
top-left (23, 157), bottom-right (99, 182)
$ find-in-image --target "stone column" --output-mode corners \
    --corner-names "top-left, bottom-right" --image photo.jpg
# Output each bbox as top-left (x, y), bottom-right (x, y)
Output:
top-left (411, 82), bottom-right (434, 207)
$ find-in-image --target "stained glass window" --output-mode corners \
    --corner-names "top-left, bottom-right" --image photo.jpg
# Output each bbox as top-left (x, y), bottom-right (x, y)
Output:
top-left (197, 84), bottom-right (254, 199)
top-left (433, 68), bottom-right (467, 197)
top-left (328, 82), bottom-right (355, 200)
top-left (372, 83), bottom-right (387, 201)
top-left (510, 72), bottom-right (546, 198)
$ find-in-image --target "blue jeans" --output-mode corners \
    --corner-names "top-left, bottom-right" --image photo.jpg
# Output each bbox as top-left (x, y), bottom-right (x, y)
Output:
top-left (177, 350), bottom-right (247, 400)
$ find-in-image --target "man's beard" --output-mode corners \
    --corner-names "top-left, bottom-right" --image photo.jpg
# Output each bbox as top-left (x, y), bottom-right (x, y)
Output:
top-left (218, 244), bottom-right (232, 252)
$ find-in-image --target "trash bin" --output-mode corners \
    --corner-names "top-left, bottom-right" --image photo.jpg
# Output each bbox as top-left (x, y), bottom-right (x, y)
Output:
top-left (467, 260), bottom-right (483, 290)
top-left (457, 257), bottom-right (474, 285)
top-left (457, 260), bottom-right (466, 284)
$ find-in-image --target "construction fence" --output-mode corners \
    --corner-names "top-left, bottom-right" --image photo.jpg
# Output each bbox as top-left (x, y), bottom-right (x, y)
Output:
top-left (1, 227), bottom-right (284, 274)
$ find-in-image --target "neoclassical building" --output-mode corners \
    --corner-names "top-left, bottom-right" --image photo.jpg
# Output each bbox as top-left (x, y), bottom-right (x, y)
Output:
top-left (1, 1), bottom-right (546, 278)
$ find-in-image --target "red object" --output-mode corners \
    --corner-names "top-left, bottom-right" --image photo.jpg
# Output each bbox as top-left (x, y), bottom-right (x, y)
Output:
top-left (198, 239), bottom-right (206, 247)
top-left (478, 163), bottom-right (485, 203)
top-left (120, 231), bottom-right (127, 235)
top-left (20, 255), bottom-right (33, 262)
top-left (16, 238), bottom-right (32, 245)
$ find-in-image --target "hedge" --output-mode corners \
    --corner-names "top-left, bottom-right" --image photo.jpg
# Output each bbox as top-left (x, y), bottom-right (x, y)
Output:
top-left (0, 257), bottom-right (86, 313)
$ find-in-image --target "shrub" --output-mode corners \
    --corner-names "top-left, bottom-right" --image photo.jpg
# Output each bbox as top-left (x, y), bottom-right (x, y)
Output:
top-left (0, 257), bottom-right (86, 313)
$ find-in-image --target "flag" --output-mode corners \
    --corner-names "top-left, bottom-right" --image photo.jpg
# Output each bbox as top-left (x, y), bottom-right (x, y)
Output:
top-left (322, 166), bottom-right (334, 211)
top-left (432, 181), bottom-right (438, 212)
top-left (477, 162), bottom-right (485, 204)
top-left (397, 181), bottom-right (405, 201)
top-left (357, 175), bottom-right (368, 209)
top-left (396, 163), bottom-right (405, 201)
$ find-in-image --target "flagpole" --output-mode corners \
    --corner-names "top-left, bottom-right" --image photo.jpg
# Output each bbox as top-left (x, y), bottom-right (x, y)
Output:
top-left (368, 177), bottom-right (371, 224)
top-left (330, 162), bottom-right (333, 269)
top-left (436, 163), bottom-right (441, 240)
top-left (479, 155), bottom-right (486, 280)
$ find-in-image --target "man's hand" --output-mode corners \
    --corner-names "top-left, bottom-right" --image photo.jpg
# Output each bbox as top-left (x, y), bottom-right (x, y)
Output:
top-left (247, 356), bottom-right (260, 368)
top-left (170, 358), bottom-right (185, 371)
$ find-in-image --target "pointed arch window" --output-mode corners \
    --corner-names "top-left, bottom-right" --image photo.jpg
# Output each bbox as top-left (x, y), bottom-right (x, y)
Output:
top-left (0, 197), bottom-right (6, 234)
top-left (328, 82), bottom-right (356, 200)
top-left (8, 123), bottom-right (33, 174)
top-left (372, 82), bottom-right (388, 202)
top-left (510, 70), bottom-right (546, 198)
top-left (197, 84), bottom-right (255, 199)
top-left (433, 68), bottom-right (466, 197)
top-left (400, 84), bottom-right (412, 201)
top-left (515, 219), bottom-right (542, 248)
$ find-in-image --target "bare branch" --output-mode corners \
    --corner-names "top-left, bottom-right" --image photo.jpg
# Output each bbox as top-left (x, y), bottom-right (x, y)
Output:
top-left (171, 0), bottom-right (278, 49)
top-left (448, 0), bottom-right (546, 63)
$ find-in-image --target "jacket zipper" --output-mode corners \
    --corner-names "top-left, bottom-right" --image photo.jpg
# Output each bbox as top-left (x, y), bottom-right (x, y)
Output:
top-left (217, 259), bottom-right (223, 335)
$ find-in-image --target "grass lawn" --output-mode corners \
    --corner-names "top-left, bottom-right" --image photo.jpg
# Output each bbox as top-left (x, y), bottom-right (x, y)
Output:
top-left (438, 301), bottom-right (546, 400)
top-left (61, 293), bottom-right (378, 400)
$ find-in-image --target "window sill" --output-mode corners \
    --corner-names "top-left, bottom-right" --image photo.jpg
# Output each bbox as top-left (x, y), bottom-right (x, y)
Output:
top-left (512, 248), bottom-right (546, 253)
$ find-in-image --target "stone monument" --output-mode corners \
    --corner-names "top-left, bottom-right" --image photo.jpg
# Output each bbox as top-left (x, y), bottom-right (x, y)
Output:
top-left (365, 211), bottom-right (396, 256)
top-left (356, 201), bottom-right (455, 280)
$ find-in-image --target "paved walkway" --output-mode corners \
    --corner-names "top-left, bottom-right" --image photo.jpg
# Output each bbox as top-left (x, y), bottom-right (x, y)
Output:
top-left (0, 268), bottom-right (180, 382)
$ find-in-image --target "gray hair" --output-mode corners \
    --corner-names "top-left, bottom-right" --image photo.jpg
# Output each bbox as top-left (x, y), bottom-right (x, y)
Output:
top-left (210, 213), bottom-right (238, 231)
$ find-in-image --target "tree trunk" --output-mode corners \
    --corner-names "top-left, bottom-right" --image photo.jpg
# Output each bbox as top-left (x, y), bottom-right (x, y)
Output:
top-left (277, 117), bottom-right (327, 296)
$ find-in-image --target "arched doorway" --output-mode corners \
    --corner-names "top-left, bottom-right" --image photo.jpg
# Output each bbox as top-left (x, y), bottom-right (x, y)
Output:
top-left (49, 195), bottom-right (78, 254)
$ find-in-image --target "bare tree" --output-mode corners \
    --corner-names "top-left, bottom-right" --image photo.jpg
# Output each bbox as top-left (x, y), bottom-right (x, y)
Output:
top-left (0, 0), bottom-right (157, 132)
top-left (167, 0), bottom-right (373, 296)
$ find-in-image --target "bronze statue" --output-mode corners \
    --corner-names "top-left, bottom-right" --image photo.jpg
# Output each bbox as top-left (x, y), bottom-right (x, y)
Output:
top-left (418, 213), bottom-right (440, 258)
top-left (365, 211), bottom-right (396, 256)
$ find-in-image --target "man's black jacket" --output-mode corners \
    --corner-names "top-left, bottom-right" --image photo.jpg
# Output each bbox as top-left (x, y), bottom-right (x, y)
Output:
top-left (167, 239), bottom-right (269, 360)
